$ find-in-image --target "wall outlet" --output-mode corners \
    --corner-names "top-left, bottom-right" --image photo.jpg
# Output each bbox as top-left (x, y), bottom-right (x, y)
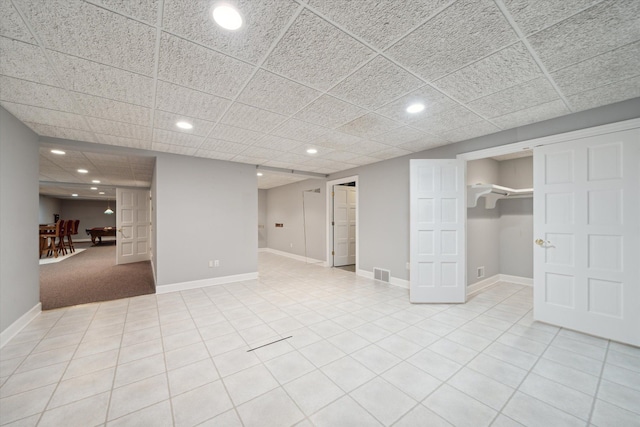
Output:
top-left (214, 260), bottom-right (220, 267)
top-left (477, 266), bottom-right (485, 279)
top-left (208, 260), bottom-right (213, 268)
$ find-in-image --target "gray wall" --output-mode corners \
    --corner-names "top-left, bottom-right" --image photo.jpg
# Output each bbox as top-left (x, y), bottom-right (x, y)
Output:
top-left (38, 195), bottom-right (62, 224)
top-left (265, 180), bottom-right (326, 261)
top-left (154, 153), bottom-right (257, 286)
top-left (1, 107), bottom-right (40, 334)
top-left (60, 199), bottom-right (117, 241)
top-left (258, 189), bottom-right (267, 249)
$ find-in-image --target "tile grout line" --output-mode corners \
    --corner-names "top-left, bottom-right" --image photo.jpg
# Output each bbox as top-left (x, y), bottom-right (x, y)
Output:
top-left (586, 340), bottom-right (611, 426)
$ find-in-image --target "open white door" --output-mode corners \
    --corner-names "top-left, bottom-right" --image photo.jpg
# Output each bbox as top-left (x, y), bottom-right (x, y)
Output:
top-left (333, 185), bottom-right (356, 267)
top-left (534, 129), bottom-right (640, 346)
top-left (116, 188), bottom-right (151, 265)
top-left (410, 159), bottom-right (466, 303)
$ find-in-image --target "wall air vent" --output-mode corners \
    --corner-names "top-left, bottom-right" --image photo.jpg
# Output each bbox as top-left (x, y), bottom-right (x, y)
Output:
top-left (373, 268), bottom-right (390, 283)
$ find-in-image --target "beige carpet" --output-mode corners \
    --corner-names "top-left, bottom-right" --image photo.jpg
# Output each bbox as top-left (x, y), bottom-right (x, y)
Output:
top-left (39, 243), bottom-right (155, 310)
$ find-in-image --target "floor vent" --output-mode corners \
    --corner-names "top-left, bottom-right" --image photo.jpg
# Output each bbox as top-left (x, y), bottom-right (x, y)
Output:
top-left (373, 268), bottom-right (390, 283)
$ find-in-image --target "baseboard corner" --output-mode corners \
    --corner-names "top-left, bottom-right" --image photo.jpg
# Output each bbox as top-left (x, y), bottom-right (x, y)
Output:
top-left (0, 302), bottom-right (42, 349)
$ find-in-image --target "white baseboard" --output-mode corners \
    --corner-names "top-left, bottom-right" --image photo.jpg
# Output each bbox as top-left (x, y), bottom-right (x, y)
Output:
top-left (499, 274), bottom-right (533, 286)
top-left (156, 272), bottom-right (258, 294)
top-left (356, 269), bottom-right (409, 289)
top-left (467, 273), bottom-right (533, 296)
top-left (1, 303), bottom-right (42, 349)
top-left (260, 248), bottom-right (324, 264)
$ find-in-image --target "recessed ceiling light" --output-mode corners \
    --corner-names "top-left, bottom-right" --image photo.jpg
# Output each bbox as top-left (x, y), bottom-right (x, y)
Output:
top-left (71, 194), bottom-right (78, 197)
top-left (406, 103), bottom-right (425, 114)
top-left (77, 169), bottom-right (88, 174)
top-left (306, 148), bottom-right (318, 154)
top-left (257, 172), bottom-right (263, 177)
top-left (212, 4), bottom-right (243, 30)
top-left (92, 180), bottom-right (101, 184)
top-left (176, 121), bottom-right (193, 130)
top-left (51, 149), bottom-right (65, 155)
top-left (90, 187), bottom-right (98, 190)
top-left (99, 191), bottom-right (105, 195)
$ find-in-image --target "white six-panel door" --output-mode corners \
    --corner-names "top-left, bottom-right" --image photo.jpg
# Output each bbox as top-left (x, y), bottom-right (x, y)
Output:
top-left (534, 129), bottom-right (640, 346)
top-left (333, 185), bottom-right (356, 267)
top-left (410, 159), bottom-right (466, 303)
top-left (116, 188), bottom-right (151, 265)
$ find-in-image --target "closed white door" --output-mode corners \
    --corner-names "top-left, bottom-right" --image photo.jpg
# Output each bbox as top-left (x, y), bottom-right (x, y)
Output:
top-left (116, 188), bottom-right (151, 265)
top-left (333, 185), bottom-right (356, 266)
top-left (534, 129), bottom-right (640, 346)
top-left (410, 159), bottom-right (466, 303)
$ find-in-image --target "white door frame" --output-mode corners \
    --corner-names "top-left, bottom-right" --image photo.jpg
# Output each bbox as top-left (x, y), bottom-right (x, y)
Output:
top-left (325, 175), bottom-right (358, 268)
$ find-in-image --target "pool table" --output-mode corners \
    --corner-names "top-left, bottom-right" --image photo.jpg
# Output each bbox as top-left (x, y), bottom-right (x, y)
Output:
top-left (86, 227), bottom-right (116, 244)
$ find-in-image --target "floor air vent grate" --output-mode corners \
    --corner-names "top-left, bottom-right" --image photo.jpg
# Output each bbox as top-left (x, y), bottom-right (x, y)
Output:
top-left (373, 268), bottom-right (390, 283)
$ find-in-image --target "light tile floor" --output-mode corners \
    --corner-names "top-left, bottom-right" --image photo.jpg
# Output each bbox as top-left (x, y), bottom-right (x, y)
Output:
top-left (1, 252), bottom-right (639, 426)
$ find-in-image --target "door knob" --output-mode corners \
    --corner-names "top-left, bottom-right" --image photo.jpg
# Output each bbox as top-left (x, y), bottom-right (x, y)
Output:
top-left (535, 238), bottom-right (545, 246)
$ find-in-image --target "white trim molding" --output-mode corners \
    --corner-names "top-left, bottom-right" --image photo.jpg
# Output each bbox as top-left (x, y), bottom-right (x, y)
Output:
top-left (1, 303), bottom-right (41, 349)
top-left (467, 274), bottom-right (533, 296)
top-left (261, 248), bottom-right (325, 264)
top-left (156, 272), bottom-right (258, 294)
top-left (325, 175), bottom-right (359, 269)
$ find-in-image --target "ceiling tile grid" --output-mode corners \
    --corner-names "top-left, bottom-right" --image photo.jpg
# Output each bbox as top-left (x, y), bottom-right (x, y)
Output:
top-left (0, 0), bottom-right (637, 190)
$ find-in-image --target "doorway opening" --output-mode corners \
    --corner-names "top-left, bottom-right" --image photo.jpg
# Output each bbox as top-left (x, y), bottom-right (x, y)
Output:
top-left (325, 175), bottom-right (358, 271)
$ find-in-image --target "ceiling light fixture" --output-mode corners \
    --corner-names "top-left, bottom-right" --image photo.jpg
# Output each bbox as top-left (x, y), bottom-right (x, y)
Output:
top-left (99, 191), bottom-right (105, 195)
top-left (306, 148), bottom-right (318, 154)
top-left (92, 180), bottom-right (101, 183)
top-left (257, 172), bottom-right (263, 176)
top-left (71, 193), bottom-right (78, 197)
top-left (90, 187), bottom-right (98, 190)
top-left (104, 200), bottom-right (114, 215)
top-left (212, 4), bottom-right (243, 30)
top-left (51, 149), bottom-right (65, 155)
top-left (176, 121), bottom-right (193, 130)
top-left (406, 103), bottom-right (425, 114)
top-left (77, 169), bottom-right (88, 174)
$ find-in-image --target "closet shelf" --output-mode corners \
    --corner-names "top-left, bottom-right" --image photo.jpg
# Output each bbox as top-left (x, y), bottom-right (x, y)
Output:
top-left (467, 184), bottom-right (533, 209)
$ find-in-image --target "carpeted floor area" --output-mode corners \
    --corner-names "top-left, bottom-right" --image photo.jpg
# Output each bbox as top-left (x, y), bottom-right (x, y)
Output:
top-left (39, 242), bottom-right (155, 310)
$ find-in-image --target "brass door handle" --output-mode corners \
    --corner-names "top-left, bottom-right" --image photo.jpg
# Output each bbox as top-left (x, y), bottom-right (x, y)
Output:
top-left (535, 238), bottom-right (544, 246)
top-left (535, 238), bottom-right (551, 247)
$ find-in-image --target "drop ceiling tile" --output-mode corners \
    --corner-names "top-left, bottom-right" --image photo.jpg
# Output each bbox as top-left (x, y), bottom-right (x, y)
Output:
top-left (163, 0), bottom-right (299, 64)
top-left (303, 158), bottom-right (353, 171)
top-left (96, 134), bottom-right (152, 150)
top-left (371, 126), bottom-right (428, 145)
top-left (237, 69), bottom-right (321, 116)
top-left (528, 0), bottom-right (640, 72)
top-left (88, 0), bottom-right (159, 24)
top-left (200, 139), bottom-right (249, 154)
top-left (238, 146), bottom-right (283, 160)
top-left (370, 146), bottom-right (413, 160)
top-left (2, 102), bottom-right (90, 130)
top-left (153, 129), bottom-right (204, 147)
top-left (153, 110), bottom-right (215, 137)
top-left (264, 152), bottom-right (310, 164)
top-left (375, 85), bottom-right (458, 124)
top-left (155, 81), bottom-right (231, 122)
top-left (399, 135), bottom-right (448, 152)
top-left (337, 113), bottom-right (401, 138)
top-left (26, 122), bottom-right (97, 142)
top-left (221, 103), bottom-right (287, 133)
top-left (0, 37), bottom-right (60, 86)
top-left (345, 155), bottom-right (380, 166)
top-left (434, 43), bottom-right (542, 103)
top-left (73, 92), bottom-right (151, 126)
top-left (20, 0), bottom-right (156, 75)
top-left (492, 99), bottom-right (570, 129)
top-left (289, 144), bottom-right (334, 157)
top-left (232, 154), bottom-right (270, 165)
top-left (385, 0), bottom-right (517, 81)
top-left (312, 130), bottom-right (363, 150)
top-left (253, 135), bottom-right (303, 152)
top-left (503, 0), bottom-right (602, 35)
top-left (270, 119), bottom-right (329, 142)
top-left (439, 120), bottom-right (501, 142)
top-left (194, 149), bottom-right (237, 161)
top-left (293, 95), bottom-right (366, 128)
top-left (412, 105), bottom-right (485, 134)
top-left (345, 140), bottom-right (391, 156)
top-left (157, 33), bottom-right (255, 99)
top-left (209, 124), bottom-right (264, 145)
top-left (568, 75), bottom-right (640, 112)
top-left (0, 76), bottom-right (77, 113)
top-left (0, 0), bottom-right (36, 43)
top-left (50, 51), bottom-right (154, 106)
top-left (466, 77), bottom-right (559, 118)
top-left (329, 56), bottom-right (423, 109)
top-left (152, 142), bottom-right (197, 156)
top-left (551, 42), bottom-right (640, 96)
top-left (308, 0), bottom-right (451, 49)
top-left (319, 150), bottom-right (362, 163)
top-left (89, 117), bottom-right (152, 140)
top-left (263, 9), bottom-right (376, 90)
